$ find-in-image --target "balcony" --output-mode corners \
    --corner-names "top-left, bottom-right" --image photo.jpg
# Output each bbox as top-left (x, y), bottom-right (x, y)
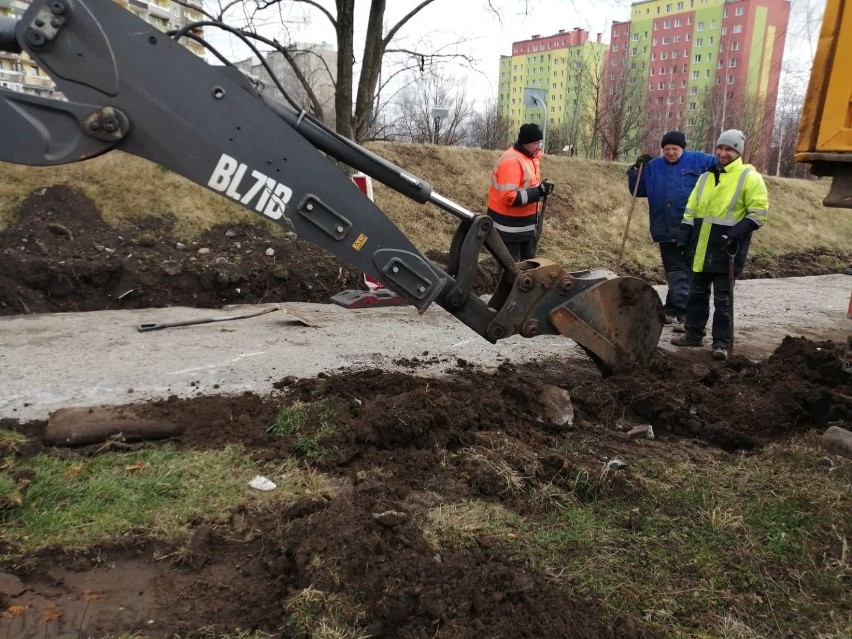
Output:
top-left (148, 2), bottom-right (170, 19)
top-left (0, 68), bottom-right (22, 82)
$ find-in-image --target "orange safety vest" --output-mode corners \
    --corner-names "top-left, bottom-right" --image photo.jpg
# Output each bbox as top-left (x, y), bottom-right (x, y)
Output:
top-left (487, 147), bottom-right (541, 218)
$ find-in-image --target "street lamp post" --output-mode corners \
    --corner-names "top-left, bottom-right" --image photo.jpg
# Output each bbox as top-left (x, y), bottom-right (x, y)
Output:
top-left (523, 88), bottom-right (547, 152)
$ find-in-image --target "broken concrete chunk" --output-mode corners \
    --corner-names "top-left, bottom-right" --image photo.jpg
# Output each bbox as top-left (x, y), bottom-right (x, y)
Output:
top-left (628, 424), bottom-right (655, 439)
top-left (535, 384), bottom-right (574, 429)
top-left (372, 510), bottom-right (409, 527)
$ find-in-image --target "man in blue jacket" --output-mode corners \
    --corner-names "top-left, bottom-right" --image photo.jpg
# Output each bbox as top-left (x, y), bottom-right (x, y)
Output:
top-left (627, 131), bottom-right (716, 328)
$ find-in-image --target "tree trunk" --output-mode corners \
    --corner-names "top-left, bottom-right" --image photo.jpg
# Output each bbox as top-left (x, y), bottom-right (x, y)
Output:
top-left (335, 0), bottom-right (356, 139)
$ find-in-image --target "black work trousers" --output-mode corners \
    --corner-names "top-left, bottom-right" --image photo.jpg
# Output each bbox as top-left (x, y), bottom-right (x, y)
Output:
top-left (659, 241), bottom-right (690, 320)
top-left (505, 238), bottom-right (536, 262)
top-left (683, 271), bottom-right (732, 349)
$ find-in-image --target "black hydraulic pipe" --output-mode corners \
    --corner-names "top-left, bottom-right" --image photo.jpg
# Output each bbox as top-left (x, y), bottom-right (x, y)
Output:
top-left (0, 17), bottom-right (21, 53)
top-left (262, 96), bottom-right (434, 205)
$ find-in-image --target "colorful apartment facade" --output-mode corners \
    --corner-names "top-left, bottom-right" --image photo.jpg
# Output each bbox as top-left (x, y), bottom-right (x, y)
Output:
top-left (604, 0), bottom-right (790, 165)
top-left (0, 0), bottom-right (205, 98)
top-left (497, 28), bottom-right (608, 154)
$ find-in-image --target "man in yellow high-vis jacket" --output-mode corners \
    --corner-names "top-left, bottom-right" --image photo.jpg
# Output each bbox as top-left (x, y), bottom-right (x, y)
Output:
top-left (670, 129), bottom-right (769, 361)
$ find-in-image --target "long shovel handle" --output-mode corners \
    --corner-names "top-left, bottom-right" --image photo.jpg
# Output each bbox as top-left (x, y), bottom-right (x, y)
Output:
top-left (137, 306), bottom-right (279, 332)
top-left (618, 162), bottom-right (645, 264)
top-left (727, 247), bottom-right (737, 356)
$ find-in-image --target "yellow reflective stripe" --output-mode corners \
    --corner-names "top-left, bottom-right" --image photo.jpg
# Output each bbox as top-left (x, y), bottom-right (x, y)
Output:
top-left (725, 167), bottom-right (752, 219)
top-left (747, 211), bottom-right (766, 226)
top-left (683, 210), bottom-right (696, 225)
top-left (693, 172), bottom-right (711, 204)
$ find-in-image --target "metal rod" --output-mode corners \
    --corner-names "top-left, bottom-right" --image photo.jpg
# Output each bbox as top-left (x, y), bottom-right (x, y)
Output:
top-left (428, 191), bottom-right (477, 222)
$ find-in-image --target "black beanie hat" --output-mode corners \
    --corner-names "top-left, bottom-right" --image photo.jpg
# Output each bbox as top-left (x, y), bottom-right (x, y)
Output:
top-left (661, 130), bottom-right (687, 149)
top-left (517, 123), bottom-right (544, 145)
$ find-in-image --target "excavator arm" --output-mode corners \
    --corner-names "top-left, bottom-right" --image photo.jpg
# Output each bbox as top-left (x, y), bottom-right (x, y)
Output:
top-left (0, 0), bottom-right (663, 375)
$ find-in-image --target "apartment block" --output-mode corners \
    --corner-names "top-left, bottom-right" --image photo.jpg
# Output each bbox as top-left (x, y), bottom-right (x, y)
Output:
top-left (497, 28), bottom-right (607, 154)
top-left (0, 0), bottom-right (205, 98)
top-left (604, 0), bottom-right (790, 166)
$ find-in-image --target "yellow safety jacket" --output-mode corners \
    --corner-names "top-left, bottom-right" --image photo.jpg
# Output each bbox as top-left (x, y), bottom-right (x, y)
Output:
top-left (682, 157), bottom-right (769, 273)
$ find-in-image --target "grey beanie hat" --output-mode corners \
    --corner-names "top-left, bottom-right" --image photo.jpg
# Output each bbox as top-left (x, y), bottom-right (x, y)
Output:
top-left (716, 129), bottom-right (745, 154)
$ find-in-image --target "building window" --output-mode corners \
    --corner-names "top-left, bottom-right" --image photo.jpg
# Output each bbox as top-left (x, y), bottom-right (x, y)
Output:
top-left (729, 58), bottom-right (737, 68)
top-left (694, 54), bottom-right (702, 63)
top-left (692, 70), bottom-right (699, 79)
top-left (733, 24), bottom-right (742, 34)
top-left (674, 35), bottom-right (681, 42)
top-left (662, 51), bottom-right (669, 59)
top-left (663, 36), bottom-right (670, 44)
top-left (728, 75), bottom-right (735, 84)
top-left (675, 18), bottom-right (681, 27)
top-left (664, 20), bottom-right (671, 28)
top-left (696, 38), bottom-right (703, 47)
top-left (697, 21), bottom-right (704, 30)
top-left (735, 6), bottom-right (744, 16)
top-left (731, 41), bottom-right (740, 51)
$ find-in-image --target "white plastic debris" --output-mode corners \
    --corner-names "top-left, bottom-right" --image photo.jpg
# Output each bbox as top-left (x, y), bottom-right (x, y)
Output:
top-left (606, 459), bottom-right (627, 471)
top-left (248, 475), bottom-right (277, 491)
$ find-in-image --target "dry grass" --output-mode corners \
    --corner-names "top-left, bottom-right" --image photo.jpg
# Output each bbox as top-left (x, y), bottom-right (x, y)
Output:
top-left (2, 144), bottom-right (848, 275)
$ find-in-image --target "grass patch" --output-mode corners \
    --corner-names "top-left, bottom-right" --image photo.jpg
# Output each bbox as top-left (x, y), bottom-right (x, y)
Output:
top-left (267, 399), bottom-right (342, 459)
top-left (284, 587), bottom-right (370, 639)
top-left (504, 438), bottom-right (852, 638)
top-left (421, 499), bottom-right (525, 549)
top-left (0, 445), bottom-right (324, 554)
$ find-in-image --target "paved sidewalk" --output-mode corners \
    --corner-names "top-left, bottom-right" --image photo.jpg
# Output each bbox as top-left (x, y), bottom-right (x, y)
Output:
top-left (1, 274), bottom-right (850, 421)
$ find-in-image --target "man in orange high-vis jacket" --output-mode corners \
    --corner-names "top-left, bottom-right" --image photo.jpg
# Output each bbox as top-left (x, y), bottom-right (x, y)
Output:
top-left (487, 123), bottom-right (554, 261)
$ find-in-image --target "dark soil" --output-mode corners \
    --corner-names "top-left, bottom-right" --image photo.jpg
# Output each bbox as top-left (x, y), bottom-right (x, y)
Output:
top-left (1, 186), bottom-right (851, 638)
top-left (0, 185), bottom-right (847, 316)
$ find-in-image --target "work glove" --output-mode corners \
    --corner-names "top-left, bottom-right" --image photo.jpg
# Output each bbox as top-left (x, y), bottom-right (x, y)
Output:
top-left (676, 223), bottom-right (692, 249)
top-left (634, 154), bottom-right (652, 169)
top-left (720, 219), bottom-right (759, 250)
top-left (727, 218), bottom-right (759, 241)
top-left (539, 179), bottom-right (555, 198)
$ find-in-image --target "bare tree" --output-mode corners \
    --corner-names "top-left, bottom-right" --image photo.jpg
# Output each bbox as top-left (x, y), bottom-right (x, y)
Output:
top-left (184, 0), bottom-right (479, 142)
top-left (389, 74), bottom-right (474, 145)
top-left (597, 56), bottom-right (647, 160)
top-left (466, 100), bottom-right (512, 150)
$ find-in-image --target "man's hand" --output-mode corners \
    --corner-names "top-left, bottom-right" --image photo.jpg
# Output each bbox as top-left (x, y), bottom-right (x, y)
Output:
top-left (634, 154), bottom-right (653, 169)
top-left (539, 179), bottom-right (555, 198)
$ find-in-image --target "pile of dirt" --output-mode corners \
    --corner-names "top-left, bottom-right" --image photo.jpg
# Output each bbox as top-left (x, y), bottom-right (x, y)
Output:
top-left (0, 185), bottom-right (846, 316)
top-left (0, 186), bottom-right (503, 316)
top-left (3, 336), bottom-right (850, 637)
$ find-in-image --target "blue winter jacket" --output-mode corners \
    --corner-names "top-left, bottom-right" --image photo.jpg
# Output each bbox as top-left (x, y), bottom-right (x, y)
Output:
top-left (626, 150), bottom-right (716, 243)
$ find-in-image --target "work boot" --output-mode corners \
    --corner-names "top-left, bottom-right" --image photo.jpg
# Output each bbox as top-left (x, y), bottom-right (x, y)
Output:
top-left (672, 318), bottom-right (686, 333)
top-left (712, 346), bottom-right (728, 361)
top-left (663, 314), bottom-right (675, 325)
top-left (671, 334), bottom-right (703, 347)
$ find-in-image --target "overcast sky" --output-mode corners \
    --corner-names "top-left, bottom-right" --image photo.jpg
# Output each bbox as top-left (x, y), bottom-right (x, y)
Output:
top-left (205, 0), bottom-right (823, 109)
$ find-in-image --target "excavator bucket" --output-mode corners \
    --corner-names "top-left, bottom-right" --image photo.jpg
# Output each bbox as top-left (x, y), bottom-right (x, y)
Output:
top-left (487, 260), bottom-right (665, 376)
top-left (548, 270), bottom-right (664, 375)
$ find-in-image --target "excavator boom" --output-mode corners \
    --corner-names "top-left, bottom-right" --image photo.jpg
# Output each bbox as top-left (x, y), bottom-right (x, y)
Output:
top-left (0, 0), bottom-right (663, 375)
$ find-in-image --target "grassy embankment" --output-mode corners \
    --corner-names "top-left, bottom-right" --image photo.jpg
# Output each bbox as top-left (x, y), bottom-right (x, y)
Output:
top-left (1, 144), bottom-right (850, 279)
